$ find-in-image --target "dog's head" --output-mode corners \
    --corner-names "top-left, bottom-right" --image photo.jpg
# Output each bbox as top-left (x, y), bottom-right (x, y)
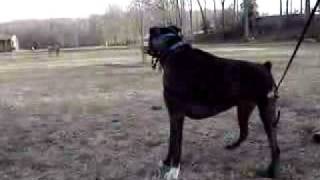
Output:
top-left (147, 25), bottom-right (183, 57)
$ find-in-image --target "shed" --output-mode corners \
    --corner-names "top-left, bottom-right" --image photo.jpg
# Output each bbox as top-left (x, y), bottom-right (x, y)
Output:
top-left (0, 34), bottom-right (19, 52)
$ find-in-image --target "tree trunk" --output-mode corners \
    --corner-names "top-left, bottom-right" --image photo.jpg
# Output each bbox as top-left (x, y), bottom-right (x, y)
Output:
top-left (159, 0), bottom-right (165, 25)
top-left (300, 0), bottom-right (303, 14)
top-left (286, 0), bottom-right (289, 16)
top-left (189, 0), bottom-right (193, 34)
top-left (234, 0), bottom-right (237, 23)
top-left (305, 0), bottom-right (310, 17)
top-left (180, 0), bottom-right (186, 31)
top-left (196, 0), bottom-right (208, 33)
top-left (222, 0), bottom-right (225, 36)
top-left (280, 0), bottom-right (283, 16)
top-left (176, 0), bottom-right (182, 27)
top-left (213, 0), bottom-right (217, 25)
top-left (243, 0), bottom-right (249, 40)
top-left (204, 0), bottom-right (207, 21)
top-left (137, 2), bottom-right (145, 63)
top-left (236, 0), bottom-right (239, 21)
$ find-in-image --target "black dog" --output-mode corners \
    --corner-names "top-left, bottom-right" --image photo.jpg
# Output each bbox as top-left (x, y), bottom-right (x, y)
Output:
top-left (147, 26), bottom-right (280, 179)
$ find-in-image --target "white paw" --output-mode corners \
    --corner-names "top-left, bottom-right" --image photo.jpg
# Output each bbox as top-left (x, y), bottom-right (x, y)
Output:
top-left (164, 166), bottom-right (180, 180)
top-left (158, 161), bottom-right (180, 180)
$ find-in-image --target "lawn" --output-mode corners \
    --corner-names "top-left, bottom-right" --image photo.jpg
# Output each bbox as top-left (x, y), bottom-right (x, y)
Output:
top-left (0, 42), bottom-right (319, 180)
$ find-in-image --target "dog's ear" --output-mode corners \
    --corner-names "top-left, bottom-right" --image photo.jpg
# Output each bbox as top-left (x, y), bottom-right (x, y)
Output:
top-left (168, 25), bottom-right (181, 35)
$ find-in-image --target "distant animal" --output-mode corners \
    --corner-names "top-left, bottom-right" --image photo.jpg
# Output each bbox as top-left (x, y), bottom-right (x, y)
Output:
top-left (48, 44), bottom-right (60, 56)
top-left (31, 41), bottom-right (39, 51)
top-left (147, 25), bottom-right (280, 179)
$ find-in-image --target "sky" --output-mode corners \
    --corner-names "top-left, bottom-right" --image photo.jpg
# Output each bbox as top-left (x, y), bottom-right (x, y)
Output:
top-left (0, 0), bottom-right (130, 23)
top-left (0, 0), bottom-right (318, 23)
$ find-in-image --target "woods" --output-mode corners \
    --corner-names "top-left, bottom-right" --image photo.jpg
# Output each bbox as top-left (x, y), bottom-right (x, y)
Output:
top-left (0, 0), bottom-right (318, 49)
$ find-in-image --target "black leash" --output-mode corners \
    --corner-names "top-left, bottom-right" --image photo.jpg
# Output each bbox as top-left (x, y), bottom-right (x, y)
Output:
top-left (275, 0), bottom-right (320, 93)
top-left (273, 0), bottom-right (319, 126)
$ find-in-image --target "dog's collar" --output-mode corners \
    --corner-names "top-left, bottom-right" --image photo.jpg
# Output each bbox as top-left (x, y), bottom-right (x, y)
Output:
top-left (158, 41), bottom-right (189, 60)
top-left (168, 41), bottom-right (187, 51)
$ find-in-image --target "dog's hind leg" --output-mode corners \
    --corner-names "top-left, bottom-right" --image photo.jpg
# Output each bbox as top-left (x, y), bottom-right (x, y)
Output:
top-left (226, 101), bottom-right (255, 150)
top-left (257, 96), bottom-right (280, 178)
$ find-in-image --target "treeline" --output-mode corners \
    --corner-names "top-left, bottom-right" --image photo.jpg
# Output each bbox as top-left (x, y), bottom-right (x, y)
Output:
top-left (0, 0), bottom-right (318, 49)
top-left (0, 4), bottom-right (145, 49)
top-left (0, 17), bottom-right (104, 49)
top-left (0, 0), bottom-right (255, 49)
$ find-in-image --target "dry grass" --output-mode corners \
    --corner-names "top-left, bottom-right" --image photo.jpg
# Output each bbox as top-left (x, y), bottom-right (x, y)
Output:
top-left (0, 43), bottom-right (319, 180)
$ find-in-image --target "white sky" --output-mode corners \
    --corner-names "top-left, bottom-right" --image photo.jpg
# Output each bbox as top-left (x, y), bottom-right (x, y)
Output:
top-left (0, 0), bottom-right (130, 23)
top-left (0, 0), bottom-right (317, 23)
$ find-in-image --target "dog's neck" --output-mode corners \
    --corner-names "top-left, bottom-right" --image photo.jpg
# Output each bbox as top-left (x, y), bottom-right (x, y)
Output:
top-left (152, 41), bottom-right (190, 71)
top-left (158, 40), bottom-right (188, 57)
top-left (168, 41), bottom-right (186, 52)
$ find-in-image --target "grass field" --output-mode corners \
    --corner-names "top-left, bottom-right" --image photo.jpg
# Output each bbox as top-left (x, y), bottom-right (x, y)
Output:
top-left (0, 42), bottom-right (319, 180)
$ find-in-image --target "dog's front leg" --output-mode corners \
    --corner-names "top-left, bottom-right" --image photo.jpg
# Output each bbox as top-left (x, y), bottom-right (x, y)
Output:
top-left (160, 96), bottom-right (185, 180)
top-left (160, 113), bottom-right (184, 180)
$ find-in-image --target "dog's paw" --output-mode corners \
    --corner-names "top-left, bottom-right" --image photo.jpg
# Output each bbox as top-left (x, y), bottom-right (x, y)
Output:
top-left (164, 167), bottom-right (180, 180)
top-left (158, 161), bottom-right (180, 180)
top-left (255, 164), bottom-right (279, 178)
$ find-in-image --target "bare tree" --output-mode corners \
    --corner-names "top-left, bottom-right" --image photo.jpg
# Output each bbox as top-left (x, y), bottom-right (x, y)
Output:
top-left (280, 0), bottom-right (283, 16)
top-left (196, 0), bottom-right (208, 33)
top-left (130, 0), bottom-right (146, 62)
top-left (286, 0), bottom-right (289, 15)
top-left (243, 0), bottom-right (249, 40)
top-left (180, 0), bottom-right (186, 30)
top-left (213, 0), bottom-right (217, 24)
top-left (176, 0), bottom-right (182, 26)
top-left (234, 0), bottom-right (237, 22)
top-left (221, 0), bottom-right (225, 35)
top-left (204, 0), bottom-right (207, 21)
top-left (236, 0), bottom-right (239, 20)
top-left (188, 0), bottom-right (193, 34)
top-left (305, 0), bottom-right (310, 17)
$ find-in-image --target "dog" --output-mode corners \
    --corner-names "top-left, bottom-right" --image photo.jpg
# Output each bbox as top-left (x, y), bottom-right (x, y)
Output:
top-left (147, 26), bottom-right (280, 179)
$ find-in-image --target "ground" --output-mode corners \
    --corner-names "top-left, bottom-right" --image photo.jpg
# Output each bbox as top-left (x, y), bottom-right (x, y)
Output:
top-left (0, 42), bottom-right (319, 180)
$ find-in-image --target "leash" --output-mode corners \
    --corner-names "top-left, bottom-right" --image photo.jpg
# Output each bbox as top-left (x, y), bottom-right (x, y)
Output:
top-left (275, 0), bottom-right (320, 94)
top-left (273, 0), bottom-right (320, 126)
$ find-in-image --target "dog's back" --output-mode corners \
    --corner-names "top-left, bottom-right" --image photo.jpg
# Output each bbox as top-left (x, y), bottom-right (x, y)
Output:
top-left (162, 46), bottom-right (275, 105)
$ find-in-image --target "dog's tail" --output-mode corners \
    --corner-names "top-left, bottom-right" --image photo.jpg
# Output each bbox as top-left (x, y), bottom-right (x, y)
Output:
top-left (264, 61), bottom-right (281, 127)
top-left (263, 61), bottom-right (272, 72)
top-left (264, 61), bottom-right (277, 89)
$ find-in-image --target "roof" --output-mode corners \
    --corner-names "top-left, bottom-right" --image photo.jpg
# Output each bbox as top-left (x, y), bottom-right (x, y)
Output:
top-left (0, 34), bottom-right (12, 40)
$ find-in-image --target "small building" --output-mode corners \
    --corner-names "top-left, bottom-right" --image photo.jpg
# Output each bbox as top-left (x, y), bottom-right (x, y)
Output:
top-left (0, 34), bottom-right (19, 52)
